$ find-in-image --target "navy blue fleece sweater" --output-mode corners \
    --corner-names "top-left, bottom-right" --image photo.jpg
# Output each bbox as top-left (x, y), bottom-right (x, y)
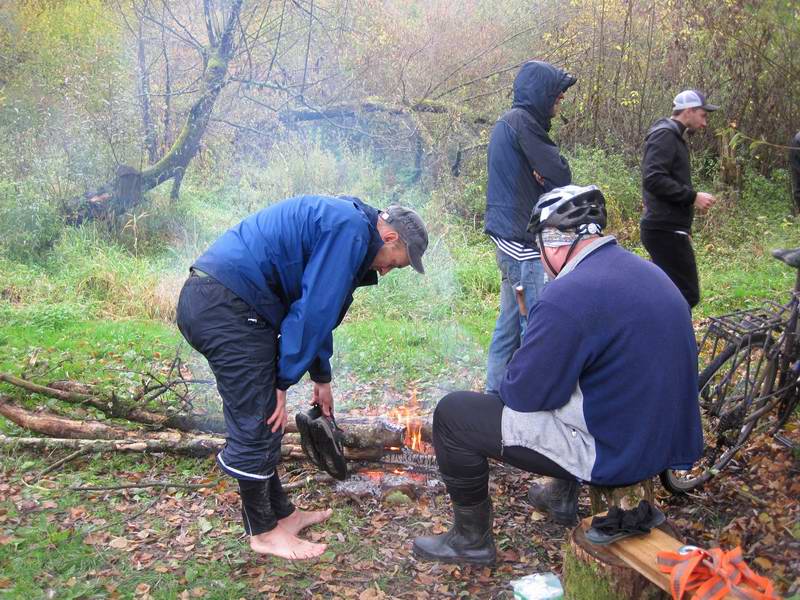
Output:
top-left (500, 240), bottom-right (702, 485)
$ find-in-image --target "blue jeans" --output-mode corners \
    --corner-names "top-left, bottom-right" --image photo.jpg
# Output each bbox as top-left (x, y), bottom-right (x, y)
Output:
top-left (485, 249), bottom-right (547, 393)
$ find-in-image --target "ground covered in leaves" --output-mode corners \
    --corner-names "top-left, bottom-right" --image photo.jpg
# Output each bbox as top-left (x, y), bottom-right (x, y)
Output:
top-left (1, 410), bottom-right (798, 599)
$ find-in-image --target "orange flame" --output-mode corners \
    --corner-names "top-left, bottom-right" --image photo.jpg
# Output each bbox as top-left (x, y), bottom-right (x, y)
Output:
top-left (387, 388), bottom-right (431, 454)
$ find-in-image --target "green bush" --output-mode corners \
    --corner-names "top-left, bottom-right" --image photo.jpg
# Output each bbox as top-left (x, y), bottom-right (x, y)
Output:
top-left (694, 166), bottom-right (792, 248)
top-left (566, 146), bottom-right (642, 240)
top-left (190, 134), bottom-right (391, 212)
top-left (0, 180), bottom-right (62, 263)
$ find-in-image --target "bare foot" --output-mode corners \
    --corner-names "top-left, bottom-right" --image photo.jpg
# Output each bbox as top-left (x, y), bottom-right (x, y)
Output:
top-left (279, 508), bottom-right (333, 536)
top-left (250, 526), bottom-right (327, 559)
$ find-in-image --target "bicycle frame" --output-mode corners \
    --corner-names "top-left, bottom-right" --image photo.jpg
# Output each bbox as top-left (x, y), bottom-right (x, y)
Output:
top-left (699, 266), bottom-right (800, 435)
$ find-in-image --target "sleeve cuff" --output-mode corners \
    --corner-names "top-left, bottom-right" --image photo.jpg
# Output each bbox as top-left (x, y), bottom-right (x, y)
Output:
top-left (308, 356), bottom-right (332, 383)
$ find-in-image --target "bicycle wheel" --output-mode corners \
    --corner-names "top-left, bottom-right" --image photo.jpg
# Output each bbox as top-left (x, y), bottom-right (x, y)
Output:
top-left (661, 334), bottom-right (777, 493)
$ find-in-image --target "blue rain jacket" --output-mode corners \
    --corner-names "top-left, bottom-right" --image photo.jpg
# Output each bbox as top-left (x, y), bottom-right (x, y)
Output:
top-left (193, 195), bottom-right (383, 390)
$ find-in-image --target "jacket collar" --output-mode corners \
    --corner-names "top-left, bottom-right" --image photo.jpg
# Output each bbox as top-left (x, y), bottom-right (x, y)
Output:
top-left (556, 236), bottom-right (617, 279)
top-left (341, 196), bottom-right (382, 287)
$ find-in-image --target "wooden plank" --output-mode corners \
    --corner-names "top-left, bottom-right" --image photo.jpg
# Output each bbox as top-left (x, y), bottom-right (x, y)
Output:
top-left (580, 515), bottom-right (735, 599)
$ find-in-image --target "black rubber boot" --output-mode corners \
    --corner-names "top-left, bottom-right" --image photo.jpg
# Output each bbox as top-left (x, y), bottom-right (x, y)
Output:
top-left (412, 498), bottom-right (496, 565)
top-left (526, 477), bottom-right (580, 526)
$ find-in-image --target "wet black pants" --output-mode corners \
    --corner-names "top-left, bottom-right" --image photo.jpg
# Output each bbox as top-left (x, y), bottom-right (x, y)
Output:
top-left (238, 474), bottom-right (295, 535)
top-left (432, 391), bottom-right (573, 505)
top-left (640, 228), bottom-right (699, 308)
top-left (176, 274), bottom-right (294, 534)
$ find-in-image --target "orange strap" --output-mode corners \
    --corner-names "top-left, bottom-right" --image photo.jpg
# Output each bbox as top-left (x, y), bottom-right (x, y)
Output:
top-left (656, 546), bottom-right (779, 600)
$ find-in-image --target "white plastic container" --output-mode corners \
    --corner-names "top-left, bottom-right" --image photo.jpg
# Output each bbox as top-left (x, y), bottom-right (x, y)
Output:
top-left (510, 572), bottom-right (564, 600)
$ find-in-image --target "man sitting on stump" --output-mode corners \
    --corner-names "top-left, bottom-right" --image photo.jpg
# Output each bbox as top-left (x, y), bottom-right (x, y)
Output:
top-left (412, 185), bottom-right (702, 565)
top-left (177, 195), bottom-right (428, 560)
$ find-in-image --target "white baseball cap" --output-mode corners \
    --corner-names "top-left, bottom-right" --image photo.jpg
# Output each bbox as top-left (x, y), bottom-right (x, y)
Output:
top-left (673, 89), bottom-right (719, 112)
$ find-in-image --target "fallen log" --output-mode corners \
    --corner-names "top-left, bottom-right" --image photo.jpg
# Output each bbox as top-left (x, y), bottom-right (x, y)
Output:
top-left (2, 375), bottom-right (408, 449)
top-left (0, 397), bottom-right (391, 462)
top-left (4, 374), bottom-right (228, 433)
top-left (0, 434), bottom-right (225, 457)
top-left (0, 395), bottom-right (150, 441)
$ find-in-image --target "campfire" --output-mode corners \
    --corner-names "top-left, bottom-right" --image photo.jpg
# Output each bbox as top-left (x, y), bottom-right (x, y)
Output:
top-left (332, 390), bottom-right (439, 497)
top-left (386, 388), bottom-right (434, 456)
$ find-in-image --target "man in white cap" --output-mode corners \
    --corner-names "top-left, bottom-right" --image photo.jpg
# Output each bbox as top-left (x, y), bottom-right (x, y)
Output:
top-left (639, 89), bottom-right (720, 308)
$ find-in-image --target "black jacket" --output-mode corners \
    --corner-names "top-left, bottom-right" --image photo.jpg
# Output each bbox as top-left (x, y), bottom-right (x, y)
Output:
top-left (640, 118), bottom-right (696, 233)
top-left (790, 131), bottom-right (800, 210)
top-left (484, 61), bottom-right (575, 244)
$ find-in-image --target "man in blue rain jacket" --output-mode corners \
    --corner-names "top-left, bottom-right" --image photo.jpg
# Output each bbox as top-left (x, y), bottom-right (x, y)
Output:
top-left (177, 195), bottom-right (428, 560)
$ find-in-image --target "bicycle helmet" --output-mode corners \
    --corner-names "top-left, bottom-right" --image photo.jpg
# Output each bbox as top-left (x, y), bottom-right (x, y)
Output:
top-left (528, 184), bottom-right (607, 236)
top-left (529, 185), bottom-right (608, 277)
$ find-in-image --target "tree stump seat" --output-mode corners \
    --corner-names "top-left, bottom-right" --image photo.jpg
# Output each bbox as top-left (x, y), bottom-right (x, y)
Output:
top-left (563, 478), bottom-right (673, 600)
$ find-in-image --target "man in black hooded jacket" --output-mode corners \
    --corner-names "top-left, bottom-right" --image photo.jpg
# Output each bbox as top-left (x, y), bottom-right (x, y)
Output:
top-left (790, 130), bottom-right (800, 214)
top-left (640, 89), bottom-right (719, 308)
top-left (483, 60), bottom-right (576, 395)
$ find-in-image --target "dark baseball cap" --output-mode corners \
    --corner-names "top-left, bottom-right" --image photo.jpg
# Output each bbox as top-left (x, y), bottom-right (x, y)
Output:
top-left (673, 89), bottom-right (719, 112)
top-left (381, 205), bottom-right (428, 274)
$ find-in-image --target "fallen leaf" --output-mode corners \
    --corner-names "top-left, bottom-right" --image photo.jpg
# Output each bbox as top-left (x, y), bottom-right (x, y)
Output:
top-left (753, 557), bottom-right (772, 571)
top-left (358, 587), bottom-right (386, 600)
top-left (197, 517), bottom-right (213, 534)
top-left (109, 537), bottom-right (130, 550)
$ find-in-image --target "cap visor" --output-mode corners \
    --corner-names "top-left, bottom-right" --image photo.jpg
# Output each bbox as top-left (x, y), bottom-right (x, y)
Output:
top-left (410, 253), bottom-right (425, 274)
top-left (702, 103), bottom-right (720, 112)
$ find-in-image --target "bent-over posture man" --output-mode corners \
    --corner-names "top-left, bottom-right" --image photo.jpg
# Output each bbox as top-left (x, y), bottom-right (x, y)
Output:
top-left (412, 185), bottom-right (702, 565)
top-left (484, 60), bottom-right (576, 394)
top-left (640, 89), bottom-right (719, 308)
top-left (177, 195), bottom-right (428, 560)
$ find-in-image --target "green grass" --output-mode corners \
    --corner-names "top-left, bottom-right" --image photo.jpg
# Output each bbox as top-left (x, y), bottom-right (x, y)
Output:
top-left (562, 547), bottom-right (623, 600)
top-left (0, 312), bottom-right (182, 428)
top-left (694, 215), bottom-right (799, 318)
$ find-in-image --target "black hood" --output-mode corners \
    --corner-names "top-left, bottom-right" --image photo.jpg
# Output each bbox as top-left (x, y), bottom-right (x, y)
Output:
top-left (512, 61), bottom-right (577, 131)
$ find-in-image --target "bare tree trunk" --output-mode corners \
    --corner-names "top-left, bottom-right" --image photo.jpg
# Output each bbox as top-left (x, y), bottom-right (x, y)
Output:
top-left (137, 15), bottom-right (158, 164)
top-left (64, 0), bottom-right (244, 224)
